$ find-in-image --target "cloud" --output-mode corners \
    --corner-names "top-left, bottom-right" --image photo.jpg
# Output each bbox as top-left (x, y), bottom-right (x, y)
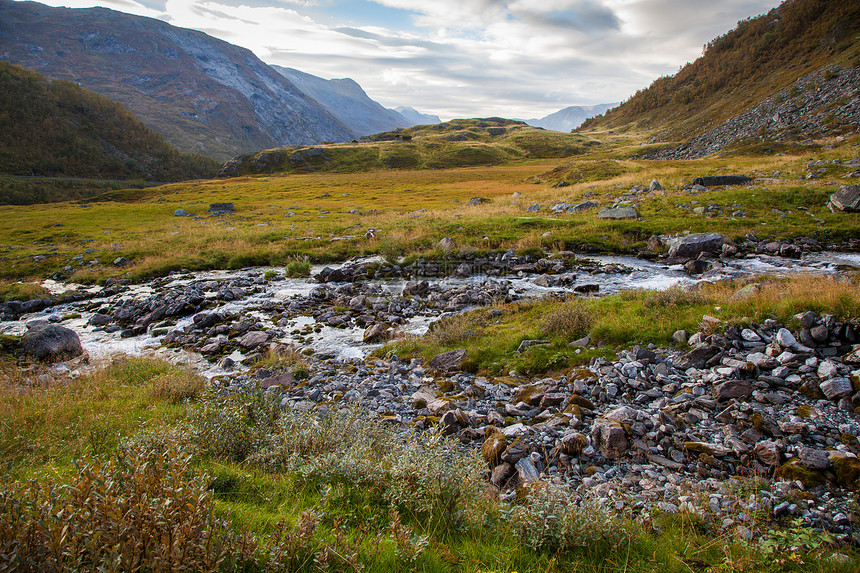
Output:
top-left (27, 0), bottom-right (782, 120)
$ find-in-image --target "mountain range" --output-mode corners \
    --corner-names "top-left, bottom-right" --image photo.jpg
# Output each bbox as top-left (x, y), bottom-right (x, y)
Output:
top-left (524, 104), bottom-right (617, 133)
top-left (0, 0), bottom-right (438, 160)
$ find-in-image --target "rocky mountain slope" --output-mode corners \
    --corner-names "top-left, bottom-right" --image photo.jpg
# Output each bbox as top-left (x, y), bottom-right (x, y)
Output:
top-left (0, 62), bottom-right (219, 202)
top-left (0, 0), bottom-right (355, 160)
top-left (274, 66), bottom-right (410, 137)
top-left (525, 103), bottom-right (617, 133)
top-left (580, 0), bottom-right (860, 157)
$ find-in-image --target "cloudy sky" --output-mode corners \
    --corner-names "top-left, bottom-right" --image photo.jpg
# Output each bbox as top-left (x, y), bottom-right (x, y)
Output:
top-left (31, 0), bottom-right (782, 119)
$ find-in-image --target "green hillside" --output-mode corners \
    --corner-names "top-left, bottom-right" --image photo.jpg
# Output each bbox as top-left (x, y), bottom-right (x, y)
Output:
top-left (580, 0), bottom-right (860, 140)
top-left (218, 118), bottom-right (597, 177)
top-left (0, 62), bottom-right (219, 203)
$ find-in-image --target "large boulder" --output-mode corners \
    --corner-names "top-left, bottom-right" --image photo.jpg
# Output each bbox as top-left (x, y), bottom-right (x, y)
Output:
top-left (208, 202), bottom-right (235, 215)
top-left (22, 324), bottom-right (83, 362)
top-left (692, 175), bottom-right (752, 187)
top-left (428, 348), bottom-right (468, 373)
top-left (830, 185), bottom-right (860, 212)
top-left (597, 206), bottom-right (637, 219)
top-left (667, 233), bottom-right (724, 259)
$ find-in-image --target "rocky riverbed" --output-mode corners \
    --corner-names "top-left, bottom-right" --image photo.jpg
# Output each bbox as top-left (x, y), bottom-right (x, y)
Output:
top-left (3, 243), bottom-right (860, 544)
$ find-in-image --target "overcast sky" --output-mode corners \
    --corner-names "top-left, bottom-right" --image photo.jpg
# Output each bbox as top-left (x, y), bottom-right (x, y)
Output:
top-left (30, 0), bottom-right (782, 120)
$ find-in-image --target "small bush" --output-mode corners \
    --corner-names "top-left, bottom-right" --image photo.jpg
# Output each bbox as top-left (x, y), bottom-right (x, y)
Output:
top-left (189, 390), bottom-right (281, 462)
top-left (541, 299), bottom-right (593, 339)
top-left (509, 482), bottom-right (631, 552)
top-left (0, 447), bottom-right (250, 572)
top-left (285, 260), bottom-right (311, 278)
top-left (427, 314), bottom-right (479, 347)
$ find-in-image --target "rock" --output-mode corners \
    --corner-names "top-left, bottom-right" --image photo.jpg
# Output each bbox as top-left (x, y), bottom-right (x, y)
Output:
top-left (174, 208), bottom-right (190, 217)
top-left (112, 257), bottom-right (128, 267)
top-left (533, 275), bottom-right (554, 287)
top-left (691, 175), bottom-right (753, 187)
top-left (799, 448), bottom-right (831, 470)
top-left (208, 202), bottom-right (235, 215)
top-left (527, 204), bottom-right (542, 212)
top-left (239, 331), bottom-right (270, 349)
top-left (667, 233), bottom-right (724, 258)
top-left (402, 280), bottom-right (429, 296)
top-left (363, 323), bottom-right (390, 344)
top-left (592, 421), bottom-right (629, 458)
top-left (649, 180), bottom-right (663, 191)
top-left (672, 329), bottom-right (689, 345)
top-left (597, 206), bottom-right (637, 219)
top-left (467, 197), bottom-right (490, 206)
top-left (428, 348), bottom-right (467, 373)
top-left (747, 352), bottom-right (778, 369)
top-left (674, 344), bottom-right (720, 370)
top-left (490, 462), bottom-right (515, 488)
top-left (515, 457), bottom-right (541, 483)
top-left (775, 328), bottom-right (797, 348)
top-left (713, 380), bottom-right (754, 401)
top-left (754, 440), bottom-right (782, 466)
top-left (820, 377), bottom-right (853, 400)
top-left (438, 237), bottom-right (456, 250)
top-left (517, 339), bottom-right (549, 353)
top-left (569, 201), bottom-right (599, 214)
top-left (22, 324), bottom-right (83, 362)
top-left (818, 361), bottom-right (839, 379)
top-left (559, 432), bottom-right (587, 456)
top-left (88, 313), bottom-right (111, 326)
top-left (830, 185), bottom-right (860, 212)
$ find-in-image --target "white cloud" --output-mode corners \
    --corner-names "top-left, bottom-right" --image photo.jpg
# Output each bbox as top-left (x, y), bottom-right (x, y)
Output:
top-left (24, 0), bottom-right (782, 120)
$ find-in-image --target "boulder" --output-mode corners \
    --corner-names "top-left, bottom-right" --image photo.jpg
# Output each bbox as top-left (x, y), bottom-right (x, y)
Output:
top-left (239, 331), bottom-right (270, 349)
top-left (691, 175), bottom-right (752, 187)
top-left (754, 440), bottom-right (782, 466)
top-left (467, 197), bottom-right (490, 206)
top-left (208, 202), bottom-right (235, 215)
top-left (569, 200), bottom-right (599, 214)
top-left (597, 206), bottom-right (637, 219)
top-left (22, 324), bottom-right (83, 362)
top-left (830, 185), bottom-right (860, 212)
top-left (667, 233), bottom-right (724, 259)
top-left (402, 280), bottom-right (429, 296)
top-left (481, 430), bottom-right (508, 467)
top-left (591, 421), bottom-right (629, 458)
top-left (428, 348), bottom-right (468, 373)
top-left (438, 237), bottom-right (456, 250)
top-left (363, 323), bottom-right (390, 344)
top-left (713, 380), bottom-right (754, 401)
top-left (517, 339), bottom-right (549, 353)
top-left (174, 208), bottom-right (190, 217)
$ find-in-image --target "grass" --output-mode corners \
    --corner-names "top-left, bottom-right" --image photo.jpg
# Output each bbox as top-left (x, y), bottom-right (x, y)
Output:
top-left (0, 127), bottom-right (856, 284)
top-left (382, 274), bottom-right (860, 376)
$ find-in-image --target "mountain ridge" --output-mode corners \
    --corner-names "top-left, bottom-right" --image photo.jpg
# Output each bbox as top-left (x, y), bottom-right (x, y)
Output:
top-left (524, 103), bottom-right (617, 133)
top-left (0, 0), bottom-right (356, 160)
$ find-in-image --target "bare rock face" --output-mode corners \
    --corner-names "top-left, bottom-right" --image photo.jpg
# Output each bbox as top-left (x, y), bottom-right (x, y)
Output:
top-left (667, 233), bottom-right (724, 258)
top-left (22, 324), bottom-right (83, 362)
top-left (830, 185), bottom-right (860, 212)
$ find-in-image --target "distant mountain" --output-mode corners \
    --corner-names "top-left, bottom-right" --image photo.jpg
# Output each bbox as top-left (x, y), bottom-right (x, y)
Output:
top-left (395, 106), bottom-right (442, 126)
top-left (525, 104), bottom-right (617, 132)
top-left (274, 66), bottom-right (410, 137)
top-left (0, 0), bottom-right (355, 160)
top-left (0, 62), bottom-right (219, 203)
top-left (580, 0), bottom-right (860, 157)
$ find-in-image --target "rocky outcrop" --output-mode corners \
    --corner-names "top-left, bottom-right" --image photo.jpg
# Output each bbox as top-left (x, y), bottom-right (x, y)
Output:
top-left (830, 185), bottom-right (860, 212)
top-left (22, 323), bottom-right (83, 362)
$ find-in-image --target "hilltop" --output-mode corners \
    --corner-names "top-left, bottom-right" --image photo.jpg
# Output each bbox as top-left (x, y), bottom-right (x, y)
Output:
top-left (0, 0), bottom-right (355, 160)
top-left (0, 62), bottom-right (219, 204)
top-left (580, 0), bottom-right (860, 158)
top-left (218, 118), bottom-right (597, 177)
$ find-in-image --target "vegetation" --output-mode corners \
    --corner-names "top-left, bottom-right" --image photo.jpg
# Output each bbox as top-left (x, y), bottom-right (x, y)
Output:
top-left (0, 127), bottom-right (857, 285)
top-left (581, 0), bottom-right (860, 137)
top-left (1, 344), bottom-right (856, 572)
top-left (0, 62), bottom-right (219, 204)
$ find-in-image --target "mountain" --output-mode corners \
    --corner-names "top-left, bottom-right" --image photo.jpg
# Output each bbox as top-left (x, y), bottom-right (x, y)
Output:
top-left (395, 106), bottom-right (442, 126)
top-left (580, 0), bottom-right (860, 158)
top-left (0, 62), bottom-right (219, 203)
top-left (525, 104), bottom-right (617, 132)
top-left (274, 66), bottom-right (410, 137)
top-left (0, 0), bottom-right (355, 160)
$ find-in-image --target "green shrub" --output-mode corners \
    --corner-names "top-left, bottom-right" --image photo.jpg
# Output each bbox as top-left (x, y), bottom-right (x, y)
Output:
top-left (285, 260), bottom-right (312, 278)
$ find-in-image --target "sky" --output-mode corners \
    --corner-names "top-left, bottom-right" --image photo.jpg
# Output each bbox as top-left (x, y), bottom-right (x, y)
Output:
top-left (27, 0), bottom-right (783, 120)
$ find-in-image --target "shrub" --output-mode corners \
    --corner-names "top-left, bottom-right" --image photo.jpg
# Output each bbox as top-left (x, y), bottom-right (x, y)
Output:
top-left (508, 482), bottom-right (631, 552)
top-left (0, 447), bottom-right (250, 572)
top-left (188, 390), bottom-right (281, 462)
top-left (285, 260), bottom-right (311, 278)
top-left (150, 370), bottom-right (206, 404)
top-left (541, 299), bottom-right (593, 339)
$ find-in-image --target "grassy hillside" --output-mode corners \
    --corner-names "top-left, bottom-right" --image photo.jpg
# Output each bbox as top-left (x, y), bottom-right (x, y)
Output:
top-left (219, 118), bottom-right (595, 177)
top-left (0, 126), bottom-right (857, 284)
top-left (580, 0), bottom-right (860, 139)
top-left (0, 62), bottom-right (219, 203)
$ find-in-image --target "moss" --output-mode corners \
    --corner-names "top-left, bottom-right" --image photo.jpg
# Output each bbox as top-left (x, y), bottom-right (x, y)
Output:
top-left (776, 460), bottom-right (827, 488)
top-left (796, 404), bottom-right (812, 418)
top-left (481, 431), bottom-right (507, 467)
top-left (567, 394), bottom-right (595, 410)
top-left (750, 412), bottom-right (765, 431)
top-left (437, 379), bottom-right (456, 393)
top-left (569, 368), bottom-right (598, 383)
top-left (833, 457), bottom-right (860, 491)
top-left (564, 403), bottom-right (583, 419)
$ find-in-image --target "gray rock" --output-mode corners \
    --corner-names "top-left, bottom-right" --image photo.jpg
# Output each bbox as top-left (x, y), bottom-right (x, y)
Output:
top-left (667, 233), bottom-right (724, 258)
top-left (569, 200), bottom-right (599, 214)
top-left (592, 421), bottom-right (629, 458)
top-left (597, 206), bottom-right (637, 219)
top-left (830, 185), bottom-right (860, 212)
top-left (239, 330), bottom-right (270, 349)
top-left (527, 204), bottom-right (542, 212)
top-left (820, 377), bottom-right (853, 400)
top-left (467, 197), bottom-right (490, 206)
top-left (776, 328), bottom-right (797, 348)
top-left (754, 440), bottom-right (782, 466)
top-left (649, 180), bottom-right (663, 191)
top-left (208, 202), bottom-right (235, 215)
top-left (438, 237), bottom-right (456, 250)
top-left (363, 323), bottom-right (390, 344)
top-left (798, 448), bottom-right (831, 470)
top-left (691, 175), bottom-right (753, 187)
top-left (174, 208), bottom-right (190, 217)
top-left (517, 339), bottom-right (550, 353)
top-left (22, 324), bottom-right (83, 362)
top-left (428, 348), bottom-right (468, 373)
top-left (402, 280), bottom-right (429, 296)
top-left (713, 380), bottom-right (754, 401)
top-left (88, 313), bottom-right (111, 326)
top-left (515, 457), bottom-right (541, 482)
